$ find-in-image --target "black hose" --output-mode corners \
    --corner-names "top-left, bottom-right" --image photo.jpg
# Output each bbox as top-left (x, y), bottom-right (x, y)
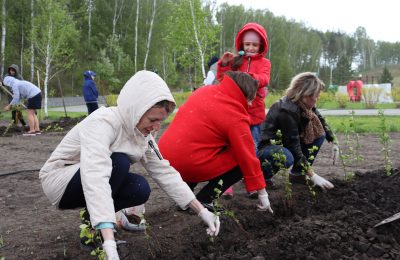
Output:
top-left (0, 169), bottom-right (41, 177)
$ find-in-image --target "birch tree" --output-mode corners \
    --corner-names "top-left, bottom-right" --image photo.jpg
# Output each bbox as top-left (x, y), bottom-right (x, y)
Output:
top-left (85, 0), bottom-right (94, 46)
top-left (30, 0), bottom-right (35, 82)
top-left (134, 0), bottom-right (139, 72)
top-left (1, 0), bottom-right (6, 77)
top-left (32, 0), bottom-right (78, 117)
top-left (112, 0), bottom-right (124, 40)
top-left (143, 0), bottom-right (156, 70)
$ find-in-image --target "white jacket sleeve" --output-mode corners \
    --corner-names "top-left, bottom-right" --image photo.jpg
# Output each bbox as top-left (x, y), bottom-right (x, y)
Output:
top-left (203, 71), bottom-right (216, 86)
top-left (141, 139), bottom-right (195, 209)
top-left (78, 119), bottom-right (116, 227)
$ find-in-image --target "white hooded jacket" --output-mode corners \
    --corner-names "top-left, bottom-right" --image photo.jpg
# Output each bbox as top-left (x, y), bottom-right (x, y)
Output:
top-left (39, 71), bottom-right (195, 227)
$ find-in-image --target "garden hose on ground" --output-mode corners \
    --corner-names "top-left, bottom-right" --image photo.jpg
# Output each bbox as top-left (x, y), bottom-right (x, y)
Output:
top-left (0, 169), bottom-right (41, 177)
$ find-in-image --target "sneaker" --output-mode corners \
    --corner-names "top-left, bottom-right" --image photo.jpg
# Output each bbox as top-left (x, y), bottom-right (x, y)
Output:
top-left (248, 191), bottom-right (258, 199)
top-left (289, 174), bottom-right (308, 185)
top-left (35, 131), bottom-right (42, 135)
top-left (201, 202), bottom-right (225, 213)
top-left (222, 186), bottom-right (234, 199)
top-left (22, 132), bottom-right (36, 136)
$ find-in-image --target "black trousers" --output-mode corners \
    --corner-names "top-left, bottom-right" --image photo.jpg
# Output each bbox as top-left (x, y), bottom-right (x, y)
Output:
top-left (187, 166), bottom-right (243, 204)
top-left (59, 153), bottom-right (151, 212)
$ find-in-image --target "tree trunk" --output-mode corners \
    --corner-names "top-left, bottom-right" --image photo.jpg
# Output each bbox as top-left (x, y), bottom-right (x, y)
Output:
top-left (112, 0), bottom-right (124, 40)
top-left (44, 18), bottom-right (53, 118)
top-left (143, 0), bottom-right (156, 70)
top-left (188, 0), bottom-right (205, 78)
top-left (20, 19), bottom-right (24, 76)
top-left (134, 0), bottom-right (139, 73)
top-left (30, 0), bottom-right (35, 82)
top-left (1, 0), bottom-right (6, 77)
top-left (87, 0), bottom-right (93, 46)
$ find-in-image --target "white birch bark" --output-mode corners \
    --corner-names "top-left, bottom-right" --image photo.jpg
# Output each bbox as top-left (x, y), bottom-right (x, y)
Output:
top-left (86, 0), bottom-right (93, 45)
top-left (43, 18), bottom-right (53, 117)
top-left (112, 0), bottom-right (124, 40)
top-left (1, 0), bottom-right (6, 77)
top-left (188, 0), bottom-right (205, 78)
top-left (30, 0), bottom-right (35, 82)
top-left (134, 0), bottom-right (139, 72)
top-left (20, 22), bottom-right (24, 75)
top-left (143, 0), bottom-right (156, 70)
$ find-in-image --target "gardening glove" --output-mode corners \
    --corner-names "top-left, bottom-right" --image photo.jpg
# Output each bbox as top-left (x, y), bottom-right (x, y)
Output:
top-left (331, 143), bottom-right (340, 165)
top-left (257, 193), bottom-right (274, 213)
top-left (310, 172), bottom-right (334, 190)
top-left (117, 211), bottom-right (146, 232)
top-left (102, 240), bottom-right (120, 260)
top-left (198, 208), bottom-right (220, 236)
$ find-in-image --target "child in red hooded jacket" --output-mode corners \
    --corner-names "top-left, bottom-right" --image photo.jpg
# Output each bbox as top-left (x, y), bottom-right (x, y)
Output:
top-left (217, 22), bottom-right (271, 198)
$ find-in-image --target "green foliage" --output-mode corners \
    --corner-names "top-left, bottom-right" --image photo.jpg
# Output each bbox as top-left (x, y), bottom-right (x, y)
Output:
top-left (362, 87), bottom-right (383, 109)
top-left (105, 95), bottom-right (119, 107)
top-left (379, 66), bottom-right (394, 85)
top-left (326, 116), bottom-right (400, 133)
top-left (265, 91), bottom-right (283, 109)
top-left (172, 91), bottom-right (192, 107)
top-left (391, 87), bottom-right (400, 107)
top-left (378, 110), bottom-right (392, 176)
top-left (335, 93), bottom-right (349, 108)
top-left (317, 91), bottom-right (335, 108)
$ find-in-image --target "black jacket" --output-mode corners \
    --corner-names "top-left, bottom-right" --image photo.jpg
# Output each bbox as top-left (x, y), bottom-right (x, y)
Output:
top-left (258, 96), bottom-right (334, 168)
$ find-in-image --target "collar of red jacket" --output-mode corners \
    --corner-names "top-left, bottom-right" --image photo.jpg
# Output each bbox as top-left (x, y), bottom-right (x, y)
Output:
top-left (218, 75), bottom-right (249, 110)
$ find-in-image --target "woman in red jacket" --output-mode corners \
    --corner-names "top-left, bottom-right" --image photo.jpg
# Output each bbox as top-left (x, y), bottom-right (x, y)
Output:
top-left (158, 71), bottom-right (273, 213)
top-left (217, 22), bottom-right (271, 197)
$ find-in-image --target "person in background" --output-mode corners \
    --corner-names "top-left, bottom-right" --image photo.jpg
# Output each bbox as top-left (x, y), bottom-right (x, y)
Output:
top-left (39, 71), bottom-right (220, 260)
top-left (3, 64), bottom-right (27, 129)
top-left (203, 56), bottom-right (219, 86)
top-left (82, 70), bottom-right (99, 115)
top-left (3, 76), bottom-right (41, 136)
top-left (158, 71), bottom-right (274, 214)
top-left (217, 22), bottom-right (271, 198)
top-left (258, 72), bottom-right (338, 190)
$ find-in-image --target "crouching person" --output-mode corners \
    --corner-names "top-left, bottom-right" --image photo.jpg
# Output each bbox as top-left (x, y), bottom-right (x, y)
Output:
top-left (258, 72), bottom-right (338, 190)
top-left (158, 71), bottom-right (274, 213)
top-left (39, 71), bottom-right (220, 260)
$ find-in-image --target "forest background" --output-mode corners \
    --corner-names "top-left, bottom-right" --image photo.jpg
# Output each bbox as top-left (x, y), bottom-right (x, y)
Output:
top-left (1, 0), bottom-right (399, 101)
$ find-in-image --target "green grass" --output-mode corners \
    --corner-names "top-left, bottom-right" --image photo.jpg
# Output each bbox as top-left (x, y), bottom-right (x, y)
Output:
top-left (0, 110), bottom-right (86, 121)
top-left (325, 115), bottom-right (400, 133)
top-left (317, 101), bottom-right (396, 109)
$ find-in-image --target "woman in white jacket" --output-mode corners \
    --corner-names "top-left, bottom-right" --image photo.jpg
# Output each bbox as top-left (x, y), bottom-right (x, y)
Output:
top-left (39, 71), bottom-right (220, 260)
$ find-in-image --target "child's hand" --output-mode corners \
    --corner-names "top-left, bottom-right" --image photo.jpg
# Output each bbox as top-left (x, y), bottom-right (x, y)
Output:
top-left (221, 52), bottom-right (234, 66)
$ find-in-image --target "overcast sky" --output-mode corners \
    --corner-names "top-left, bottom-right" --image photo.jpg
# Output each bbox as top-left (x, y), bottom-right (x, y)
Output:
top-left (216, 0), bottom-right (399, 43)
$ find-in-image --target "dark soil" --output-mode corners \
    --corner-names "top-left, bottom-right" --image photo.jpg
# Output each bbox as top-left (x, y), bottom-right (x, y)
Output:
top-left (0, 118), bottom-right (399, 260)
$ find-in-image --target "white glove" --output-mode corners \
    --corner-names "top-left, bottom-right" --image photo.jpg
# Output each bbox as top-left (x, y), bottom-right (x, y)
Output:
top-left (257, 193), bottom-right (274, 213)
top-left (310, 173), bottom-right (334, 190)
top-left (331, 144), bottom-right (340, 165)
top-left (118, 211), bottom-right (147, 231)
top-left (102, 240), bottom-right (120, 260)
top-left (198, 208), bottom-right (220, 236)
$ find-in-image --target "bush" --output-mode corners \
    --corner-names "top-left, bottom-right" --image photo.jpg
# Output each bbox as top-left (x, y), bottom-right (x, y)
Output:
top-left (172, 91), bottom-right (192, 107)
top-left (105, 95), bottom-right (118, 107)
top-left (265, 91), bottom-right (283, 108)
top-left (317, 91), bottom-right (335, 108)
top-left (362, 87), bottom-right (383, 109)
top-left (335, 93), bottom-right (348, 108)
top-left (392, 87), bottom-right (400, 108)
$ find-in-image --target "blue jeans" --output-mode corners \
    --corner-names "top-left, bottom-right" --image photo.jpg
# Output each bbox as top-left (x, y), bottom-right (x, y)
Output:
top-left (250, 124), bottom-right (261, 154)
top-left (59, 153), bottom-right (151, 211)
top-left (258, 135), bottom-right (325, 180)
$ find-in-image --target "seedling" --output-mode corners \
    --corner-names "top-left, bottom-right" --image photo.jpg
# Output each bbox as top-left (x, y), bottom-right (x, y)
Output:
top-left (300, 146), bottom-right (319, 199)
top-left (378, 109), bottom-right (392, 176)
top-left (0, 235), bottom-right (4, 248)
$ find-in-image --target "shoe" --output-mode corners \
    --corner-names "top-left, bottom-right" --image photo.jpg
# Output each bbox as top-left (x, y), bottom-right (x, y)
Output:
top-left (22, 132), bottom-right (36, 136)
top-left (248, 191), bottom-right (258, 199)
top-left (201, 202), bottom-right (225, 213)
top-left (289, 174), bottom-right (308, 185)
top-left (222, 186), bottom-right (234, 199)
top-left (35, 131), bottom-right (42, 135)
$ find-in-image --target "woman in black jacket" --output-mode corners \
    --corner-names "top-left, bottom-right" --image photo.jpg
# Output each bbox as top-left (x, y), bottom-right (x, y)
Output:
top-left (258, 72), bottom-right (338, 190)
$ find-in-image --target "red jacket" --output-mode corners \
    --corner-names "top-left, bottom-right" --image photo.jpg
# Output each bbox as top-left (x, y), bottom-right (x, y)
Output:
top-left (158, 76), bottom-right (266, 192)
top-left (216, 22), bottom-right (271, 125)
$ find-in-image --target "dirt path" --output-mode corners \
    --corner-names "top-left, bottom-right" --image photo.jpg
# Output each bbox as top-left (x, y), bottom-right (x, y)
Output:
top-left (0, 125), bottom-right (399, 259)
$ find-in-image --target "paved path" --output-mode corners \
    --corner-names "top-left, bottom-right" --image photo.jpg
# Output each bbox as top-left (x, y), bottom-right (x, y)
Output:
top-left (49, 105), bottom-right (400, 116)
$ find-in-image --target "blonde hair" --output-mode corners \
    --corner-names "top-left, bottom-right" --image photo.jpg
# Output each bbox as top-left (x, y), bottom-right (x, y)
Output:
top-left (286, 72), bottom-right (325, 102)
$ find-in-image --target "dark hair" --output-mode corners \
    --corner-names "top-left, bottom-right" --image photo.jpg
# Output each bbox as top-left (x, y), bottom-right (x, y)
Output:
top-left (225, 71), bottom-right (258, 102)
top-left (207, 56), bottom-right (219, 68)
top-left (153, 100), bottom-right (176, 114)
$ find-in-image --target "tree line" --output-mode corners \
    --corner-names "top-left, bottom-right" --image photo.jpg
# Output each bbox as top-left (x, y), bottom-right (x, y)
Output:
top-left (1, 0), bottom-right (399, 100)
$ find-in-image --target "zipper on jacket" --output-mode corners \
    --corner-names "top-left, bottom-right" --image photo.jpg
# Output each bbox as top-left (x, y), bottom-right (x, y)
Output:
top-left (247, 56), bottom-right (251, 72)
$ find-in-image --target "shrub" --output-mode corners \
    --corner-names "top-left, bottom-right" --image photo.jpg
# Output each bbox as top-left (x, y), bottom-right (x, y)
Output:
top-left (362, 87), bottom-right (383, 109)
top-left (265, 91), bottom-right (283, 108)
top-left (317, 91), bottom-right (335, 108)
top-left (172, 91), bottom-right (192, 107)
top-left (105, 95), bottom-right (118, 107)
top-left (335, 93), bottom-right (348, 108)
top-left (391, 87), bottom-right (400, 108)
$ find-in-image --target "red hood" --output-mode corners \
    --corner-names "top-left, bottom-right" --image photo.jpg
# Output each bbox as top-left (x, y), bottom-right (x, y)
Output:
top-left (235, 23), bottom-right (268, 56)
